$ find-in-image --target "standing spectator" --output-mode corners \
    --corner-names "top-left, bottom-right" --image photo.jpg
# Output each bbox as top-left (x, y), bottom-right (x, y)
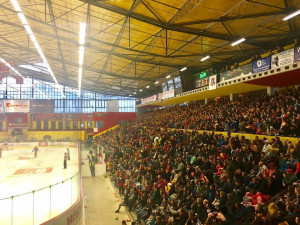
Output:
top-left (63, 152), bottom-right (68, 169)
top-left (88, 154), bottom-right (96, 177)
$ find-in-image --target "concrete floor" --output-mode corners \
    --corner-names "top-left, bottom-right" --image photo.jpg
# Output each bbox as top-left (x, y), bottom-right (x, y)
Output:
top-left (82, 176), bottom-right (133, 225)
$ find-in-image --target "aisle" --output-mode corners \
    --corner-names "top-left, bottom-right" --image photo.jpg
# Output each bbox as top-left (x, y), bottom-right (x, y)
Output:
top-left (83, 176), bottom-right (132, 225)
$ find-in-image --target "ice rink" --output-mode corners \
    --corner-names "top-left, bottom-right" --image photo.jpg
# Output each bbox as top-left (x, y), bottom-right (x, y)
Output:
top-left (0, 144), bottom-right (80, 225)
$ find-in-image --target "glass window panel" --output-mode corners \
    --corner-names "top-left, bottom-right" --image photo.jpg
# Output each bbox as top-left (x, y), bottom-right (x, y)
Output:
top-left (0, 197), bottom-right (12, 225)
top-left (13, 193), bottom-right (33, 225)
top-left (162, 82), bottom-right (168, 92)
top-left (167, 80), bottom-right (174, 90)
top-left (50, 183), bottom-right (65, 217)
top-left (34, 187), bottom-right (50, 224)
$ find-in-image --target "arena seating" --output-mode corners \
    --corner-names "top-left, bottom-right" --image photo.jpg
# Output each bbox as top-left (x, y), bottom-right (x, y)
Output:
top-left (94, 87), bottom-right (300, 225)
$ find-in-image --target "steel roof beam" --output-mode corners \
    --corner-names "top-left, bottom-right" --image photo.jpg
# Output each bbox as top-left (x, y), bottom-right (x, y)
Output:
top-left (175, 10), bottom-right (289, 26)
top-left (46, 0), bottom-right (67, 76)
top-left (0, 39), bottom-right (154, 82)
top-left (80, 0), bottom-right (234, 41)
top-left (0, 17), bottom-right (181, 67)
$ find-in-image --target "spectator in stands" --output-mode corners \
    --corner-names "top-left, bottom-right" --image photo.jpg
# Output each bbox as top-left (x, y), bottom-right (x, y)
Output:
top-left (94, 87), bottom-right (300, 225)
top-left (276, 45), bottom-right (285, 53)
top-left (294, 38), bottom-right (300, 47)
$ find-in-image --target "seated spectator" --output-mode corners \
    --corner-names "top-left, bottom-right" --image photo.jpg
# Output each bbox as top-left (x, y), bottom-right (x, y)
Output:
top-left (94, 87), bottom-right (299, 225)
top-left (283, 169), bottom-right (298, 187)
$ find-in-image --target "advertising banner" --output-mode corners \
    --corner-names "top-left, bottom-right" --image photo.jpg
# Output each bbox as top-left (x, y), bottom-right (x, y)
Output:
top-left (32, 114), bottom-right (63, 121)
top-left (162, 89), bottom-right (175, 100)
top-left (31, 100), bottom-right (54, 114)
top-left (253, 56), bottom-right (271, 73)
top-left (294, 46), bottom-right (300, 62)
top-left (220, 63), bottom-right (252, 81)
top-left (209, 75), bottom-right (217, 90)
top-left (271, 49), bottom-right (294, 68)
top-left (5, 100), bottom-right (30, 113)
top-left (141, 95), bottom-right (157, 104)
top-left (0, 100), bottom-right (3, 113)
top-left (157, 93), bottom-right (163, 101)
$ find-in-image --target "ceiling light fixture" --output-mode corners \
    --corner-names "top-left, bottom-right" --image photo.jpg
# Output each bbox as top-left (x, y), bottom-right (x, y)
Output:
top-left (180, 67), bottom-right (187, 71)
top-left (134, 92), bottom-right (136, 94)
top-left (146, 85), bottom-right (150, 88)
top-left (231, 38), bottom-right (246, 46)
top-left (78, 22), bottom-right (87, 97)
top-left (10, 0), bottom-right (21, 12)
top-left (283, 9), bottom-right (300, 21)
top-left (155, 81), bottom-right (159, 84)
top-left (200, 55), bottom-right (210, 61)
top-left (139, 89), bottom-right (142, 92)
top-left (166, 75), bottom-right (171, 79)
top-left (9, 0), bottom-right (64, 98)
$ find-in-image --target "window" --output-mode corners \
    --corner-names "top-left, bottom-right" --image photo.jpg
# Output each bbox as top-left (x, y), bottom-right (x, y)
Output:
top-left (87, 121), bottom-right (92, 128)
top-left (58, 121), bottom-right (63, 130)
top-left (118, 99), bottom-right (136, 112)
top-left (36, 121), bottom-right (41, 130)
top-left (162, 82), bottom-right (168, 92)
top-left (51, 121), bottom-right (56, 130)
top-left (174, 76), bottom-right (182, 88)
top-left (96, 121), bottom-right (104, 128)
top-left (73, 121), bottom-right (78, 130)
top-left (44, 121), bottom-right (48, 130)
top-left (1, 77), bottom-right (137, 114)
top-left (66, 121), bottom-right (70, 129)
top-left (167, 79), bottom-right (174, 90)
top-left (14, 118), bottom-right (23, 123)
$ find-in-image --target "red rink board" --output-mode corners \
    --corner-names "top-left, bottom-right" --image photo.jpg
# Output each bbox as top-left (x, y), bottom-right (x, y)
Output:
top-left (13, 167), bottom-right (53, 175)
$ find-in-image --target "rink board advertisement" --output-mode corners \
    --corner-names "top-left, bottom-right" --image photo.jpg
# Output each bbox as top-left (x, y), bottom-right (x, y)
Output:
top-left (7, 142), bottom-right (78, 149)
top-left (42, 197), bottom-right (83, 225)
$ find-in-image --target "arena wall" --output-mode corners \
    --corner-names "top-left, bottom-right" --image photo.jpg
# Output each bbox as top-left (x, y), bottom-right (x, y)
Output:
top-left (170, 129), bottom-right (299, 145)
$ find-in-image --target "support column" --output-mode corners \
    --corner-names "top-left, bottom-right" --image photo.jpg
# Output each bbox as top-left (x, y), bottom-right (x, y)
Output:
top-left (230, 93), bottom-right (237, 101)
top-left (267, 87), bottom-right (279, 96)
top-left (205, 98), bottom-right (208, 104)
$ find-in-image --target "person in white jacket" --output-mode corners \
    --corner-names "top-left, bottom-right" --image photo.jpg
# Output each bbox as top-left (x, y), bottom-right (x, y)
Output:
top-left (262, 140), bottom-right (272, 156)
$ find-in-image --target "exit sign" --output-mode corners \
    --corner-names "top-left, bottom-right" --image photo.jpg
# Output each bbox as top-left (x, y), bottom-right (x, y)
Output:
top-left (199, 72), bottom-right (207, 79)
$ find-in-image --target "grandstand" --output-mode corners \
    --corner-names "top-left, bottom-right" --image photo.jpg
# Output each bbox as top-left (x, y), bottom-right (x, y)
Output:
top-left (0, 0), bottom-right (300, 225)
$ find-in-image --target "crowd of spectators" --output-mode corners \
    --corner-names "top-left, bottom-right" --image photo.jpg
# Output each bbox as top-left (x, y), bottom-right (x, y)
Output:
top-left (93, 88), bottom-right (300, 225)
top-left (139, 88), bottom-right (299, 137)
